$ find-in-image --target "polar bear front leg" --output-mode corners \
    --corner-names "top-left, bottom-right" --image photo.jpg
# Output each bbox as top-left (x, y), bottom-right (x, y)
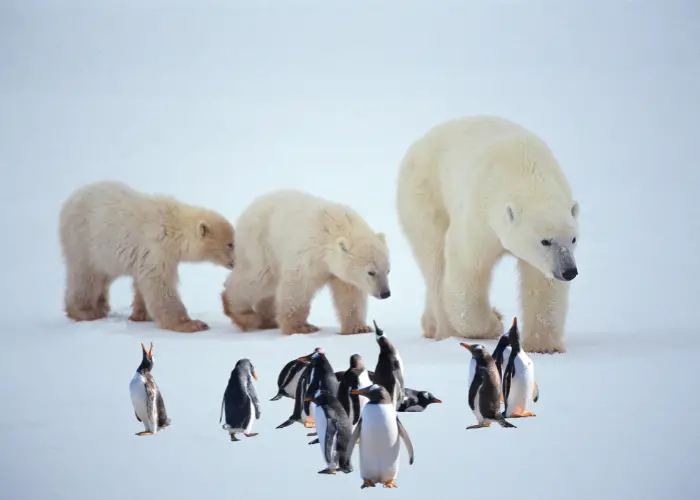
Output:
top-left (275, 269), bottom-right (320, 335)
top-left (440, 231), bottom-right (503, 340)
top-left (137, 261), bottom-right (209, 333)
top-left (129, 284), bottom-right (152, 322)
top-left (518, 260), bottom-right (569, 354)
top-left (329, 276), bottom-right (372, 335)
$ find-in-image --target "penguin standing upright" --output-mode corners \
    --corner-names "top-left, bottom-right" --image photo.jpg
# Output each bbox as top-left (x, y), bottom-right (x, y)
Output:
top-left (345, 384), bottom-right (415, 489)
top-left (460, 343), bottom-right (516, 430)
top-left (492, 331), bottom-right (511, 381)
top-left (502, 317), bottom-right (539, 418)
top-left (372, 321), bottom-right (405, 410)
top-left (270, 357), bottom-right (309, 401)
top-left (302, 348), bottom-right (339, 439)
top-left (129, 342), bottom-right (171, 436)
top-left (337, 354), bottom-right (373, 427)
top-left (219, 358), bottom-right (261, 441)
top-left (397, 388), bottom-right (442, 413)
top-left (304, 389), bottom-right (354, 474)
top-left (275, 348), bottom-right (322, 430)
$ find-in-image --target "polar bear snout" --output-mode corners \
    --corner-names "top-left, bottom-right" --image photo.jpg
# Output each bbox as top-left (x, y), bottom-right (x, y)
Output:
top-left (561, 267), bottom-right (578, 281)
top-left (378, 289), bottom-right (391, 299)
top-left (552, 243), bottom-right (578, 282)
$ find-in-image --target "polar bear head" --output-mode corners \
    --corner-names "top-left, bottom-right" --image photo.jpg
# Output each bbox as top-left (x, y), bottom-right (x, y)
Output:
top-left (327, 232), bottom-right (391, 299)
top-left (500, 201), bottom-right (579, 282)
top-left (187, 210), bottom-right (236, 269)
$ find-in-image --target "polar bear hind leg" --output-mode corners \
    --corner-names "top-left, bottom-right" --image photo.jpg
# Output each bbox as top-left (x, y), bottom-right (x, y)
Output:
top-left (64, 264), bottom-right (112, 321)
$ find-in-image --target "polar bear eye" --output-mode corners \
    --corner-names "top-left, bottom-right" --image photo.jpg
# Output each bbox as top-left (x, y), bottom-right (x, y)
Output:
top-left (368, 271), bottom-right (376, 277)
top-left (227, 243), bottom-right (234, 249)
top-left (572, 237), bottom-right (577, 244)
top-left (541, 239), bottom-right (552, 246)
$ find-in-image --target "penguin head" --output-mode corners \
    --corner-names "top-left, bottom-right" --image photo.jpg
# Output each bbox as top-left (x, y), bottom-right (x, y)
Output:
top-left (373, 320), bottom-right (384, 340)
top-left (297, 347), bottom-right (324, 364)
top-left (349, 354), bottom-right (364, 370)
top-left (460, 342), bottom-right (487, 359)
top-left (351, 383), bottom-right (390, 403)
top-left (305, 388), bottom-right (332, 406)
top-left (137, 342), bottom-right (154, 373)
top-left (235, 358), bottom-right (259, 382)
top-left (507, 317), bottom-right (521, 348)
top-left (417, 391), bottom-right (442, 406)
top-left (373, 320), bottom-right (395, 353)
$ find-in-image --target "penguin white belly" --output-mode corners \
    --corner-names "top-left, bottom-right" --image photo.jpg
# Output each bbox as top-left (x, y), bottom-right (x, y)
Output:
top-left (359, 404), bottom-right (401, 483)
top-left (284, 369), bottom-right (303, 397)
top-left (129, 373), bottom-right (154, 431)
top-left (506, 354), bottom-right (535, 415)
top-left (357, 371), bottom-right (372, 416)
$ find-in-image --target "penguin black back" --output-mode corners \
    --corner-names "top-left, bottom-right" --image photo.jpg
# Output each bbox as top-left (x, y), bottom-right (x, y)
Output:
top-left (337, 354), bottom-right (371, 425)
top-left (372, 320), bottom-right (405, 409)
top-left (492, 332), bottom-right (510, 380)
top-left (220, 358), bottom-right (260, 430)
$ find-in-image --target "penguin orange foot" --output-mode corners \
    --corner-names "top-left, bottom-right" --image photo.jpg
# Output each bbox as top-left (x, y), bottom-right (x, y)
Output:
top-left (318, 468), bottom-right (337, 475)
top-left (509, 411), bottom-right (536, 418)
top-left (303, 416), bottom-right (316, 428)
top-left (383, 480), bottom-right (398, 488)
top-left (230, 434), bottom-right (240, 441)
top-left (361, 479), bottom-right (376, 489)
top-left (135, 431), bottom-right (154, 436)
top-left (244, 432), bottom-right (259, 437)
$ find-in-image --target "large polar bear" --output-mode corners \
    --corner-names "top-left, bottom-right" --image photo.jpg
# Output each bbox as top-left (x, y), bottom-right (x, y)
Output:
top-left (59, 180), bottom-right (236, 333)
top-left (221, 189), bottom-right (391, 335)
top-left (396, 115), bottom-right (580, 353)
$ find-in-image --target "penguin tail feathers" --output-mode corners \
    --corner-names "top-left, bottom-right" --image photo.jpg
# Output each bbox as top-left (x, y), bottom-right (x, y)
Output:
top-left (270, 392), bottom-right (284, 401)
top-left (497, 415), bottom-right (517, 428)
top-left (275, 418), bottom-right (296, 430)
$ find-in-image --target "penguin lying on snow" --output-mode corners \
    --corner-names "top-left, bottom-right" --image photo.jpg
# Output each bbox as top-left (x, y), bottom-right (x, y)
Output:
top-left (275, 348), bottom-right (322, 431)
top-left (305, 389), bottom-right (354, 475)
top-left (397, 388), bottom-right (442, 412)
top-left (220, 358), bottom-right (261, 441)
top-left (346, 384), bottom-right (415, 489)
top-left (372, 320), bottom-right (406, 410)
top-left (129, 342), bottom-right (171, 436)
top-left (460, 343), bottom-right (516, 430)
top-left (270, 357), bottom-right (309, 401)
top-left (502, 317), bottom-right (539, 418)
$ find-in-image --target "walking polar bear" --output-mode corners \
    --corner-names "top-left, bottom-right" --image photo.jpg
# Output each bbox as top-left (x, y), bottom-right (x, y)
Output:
top-left (396, 115), bottom-right (580, 353)
top-left (222, 189), bottom-right (391, 335)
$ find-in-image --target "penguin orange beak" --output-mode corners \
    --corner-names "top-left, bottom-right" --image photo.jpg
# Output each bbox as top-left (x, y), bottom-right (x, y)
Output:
top-left (304, 397), bottom-right (312, 402)
top-left (252, 372), bottom-right (258, 381)
top-left (148, 343), bottom-right (153, 356)
top-left (141, 342), bottom-right (153, 356)
top-left (297, 356), bottom-right (310, 362)
top-left (350, 389), bottom-right (363, 395)
top-left (433, 398), bottom-right (442, 403)
top-left (459, 342), bottom-right (471, 349)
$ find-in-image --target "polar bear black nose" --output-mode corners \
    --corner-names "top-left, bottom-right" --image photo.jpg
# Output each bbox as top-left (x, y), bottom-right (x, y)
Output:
top-left (379, 290), bottom-right (391, 299)
top-left (562, 267), bottom-right (578, 281)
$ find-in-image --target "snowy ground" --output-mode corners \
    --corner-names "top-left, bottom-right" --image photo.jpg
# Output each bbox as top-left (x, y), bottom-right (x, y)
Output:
top-left (2, 311), bottom-right (698, 500)
top-left (2, 1), bottom-right (699, 499)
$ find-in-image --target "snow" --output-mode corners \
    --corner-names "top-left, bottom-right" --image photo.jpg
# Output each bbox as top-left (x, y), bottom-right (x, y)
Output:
top-left (1, 1), bottom-right (699, 499)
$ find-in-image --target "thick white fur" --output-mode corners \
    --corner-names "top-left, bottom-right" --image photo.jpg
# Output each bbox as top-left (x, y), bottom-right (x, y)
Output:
top-left (59, 180), bottom-right (235, 333)
top-left (396, 115), bottom-right (580, 353)
top-left (221, 189), bottom-right (391, 335)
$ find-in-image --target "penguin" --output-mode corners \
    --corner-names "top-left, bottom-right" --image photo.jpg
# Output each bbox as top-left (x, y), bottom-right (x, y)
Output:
top-left (372, 320), bottom-right (406, 410)
top-left (501, 317), bottom-right (539, 418)
top-left (219, 358), bottom-right (261, 441)
top-left (337, 354), bottom-right (373, 427)
top-left (270, 357), bottom-right (309, 401)
top-left (460, 342), bottom-right (516, 430)
top-left (304, 389), bottom-right (354, 474)
top-left (345, 384), bottom-right (415, 489)
top-left (129, 342), bottom-right (171, 436)
top-left (302, 347), bottom-right (340, 404)
top-left (397, 388), bottom-right (442, 413)
top-left (275, 348), bottom-right (321, 430)
top-left (492, 331), bottom-right (511, 382)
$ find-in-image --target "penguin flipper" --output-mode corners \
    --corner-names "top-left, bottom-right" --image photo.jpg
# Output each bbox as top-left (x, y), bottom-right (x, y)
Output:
top-left (345, 418), bottom-right (362, 458)
top-left (308, 438), bottom-right (320, 445)
top-left (533, 381), bottom-right (540, 403)
top-left (468, 370), bottom-right (482, 410)
top-left (275, 417), bottom-right (296, 429)
top-left (396, 417), bottom-right (415, 465)
top-left (324, 420), bottom-right (339, 464)
top-left (270, 391), bottom-right (285, 401)
top-left (350, 391), bottom-right (361, 425)
top-left (219, 394), bottom-right (225, 423)
top-left (502, 363), bottom-right (514, 414)
top-left (134, 411), bottom-right (142, 422)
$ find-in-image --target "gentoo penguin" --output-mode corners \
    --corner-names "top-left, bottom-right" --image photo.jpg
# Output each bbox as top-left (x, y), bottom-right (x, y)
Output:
top-left (337, 354), bottom-right (373, 427)
top-left (219, 358), bottom-right (261, 441)
top-left (460, 343), bottom-right (516, 430)
top-left (270, 357), bottom-right (309, 401)
top-left (129, 342), bottom-right (171, 436)
top-left (492, 331), bottom-right (511, 381)
top-left (301, 348), bottom-right (340, 405)
top-left (275, 348), bottom-right (321, 430)
top-left (304, 389), bottom-right (354, 474)
top-left (345, 384), bottom-right (414, 489)
top-left (397, 388), bottom-right (442, 413)
top-left (372, 320), bottom-right (405, 410)
top-left (502, 317), bottom-right (539, 418)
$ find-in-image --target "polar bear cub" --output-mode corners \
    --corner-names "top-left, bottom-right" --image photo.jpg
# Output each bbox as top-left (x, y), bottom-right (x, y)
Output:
top-left (396, 115), bottom-right (580, 353)
top-left (59, 180), bottom-right (235, 333)
top-left (222, 189), bottom-right (391, 335)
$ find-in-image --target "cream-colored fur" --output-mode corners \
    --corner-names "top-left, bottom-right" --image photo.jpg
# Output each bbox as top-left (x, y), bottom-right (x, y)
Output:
top-left (396, 115), bottom-right (580, 353)
top-left (59, 180), bottom-right (235, 333)
top-left (221, 189), bottom-right (391, 335)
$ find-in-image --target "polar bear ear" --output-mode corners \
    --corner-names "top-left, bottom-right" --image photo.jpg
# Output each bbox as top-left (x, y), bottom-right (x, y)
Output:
top-left (505, 204), bottom-right (517, 224)
top-left (376, 232), bottom-right (386, 244)
top-left (571, 201), bottom-right (580, 219)
top-left (337, 237), bottom-right (350, 253)
top-left (198, 221), bottom-right (210, 238)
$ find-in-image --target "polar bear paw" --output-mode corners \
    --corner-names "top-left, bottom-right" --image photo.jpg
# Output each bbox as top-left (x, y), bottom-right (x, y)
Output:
top-left (339, 324), bottom-right (373, 335)
top-left (281, 322), bottom-right (320, 335)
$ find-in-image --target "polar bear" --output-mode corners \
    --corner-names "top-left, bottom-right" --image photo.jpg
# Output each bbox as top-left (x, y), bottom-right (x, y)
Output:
top-left (59, 180), bottom-right (235, 333)
top-left (221, 189), bottom-right (391, 335)
top-left (396, 115), bottom-right (580, 353)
